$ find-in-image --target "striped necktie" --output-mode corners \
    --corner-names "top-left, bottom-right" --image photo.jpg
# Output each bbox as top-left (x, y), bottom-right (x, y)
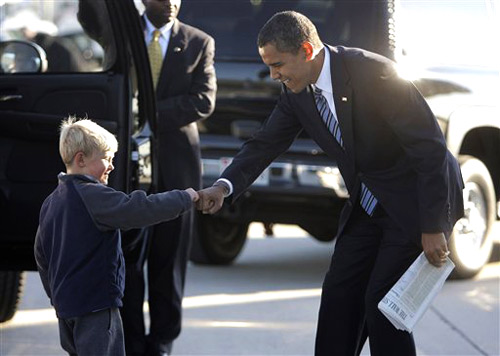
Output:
top-left (314, 87), bottom-right (343, 147)
top-left (313, 86), bottom-right (378, 216)
top-left (148, 29), bottom-right (163, 90)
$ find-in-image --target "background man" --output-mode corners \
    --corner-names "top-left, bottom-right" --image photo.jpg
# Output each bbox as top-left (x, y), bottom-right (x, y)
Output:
top-left (197, 11), bottom-right (463, 356)
top-left (120, 1), bottom-right (216, 355)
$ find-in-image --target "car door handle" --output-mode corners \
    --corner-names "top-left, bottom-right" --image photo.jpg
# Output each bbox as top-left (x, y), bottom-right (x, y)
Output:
top-left (0, 94), bottom-right (23, 102)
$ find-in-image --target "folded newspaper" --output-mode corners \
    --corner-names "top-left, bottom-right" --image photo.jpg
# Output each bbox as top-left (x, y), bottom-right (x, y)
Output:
top-left (378, 252), bottom-right (455, 332)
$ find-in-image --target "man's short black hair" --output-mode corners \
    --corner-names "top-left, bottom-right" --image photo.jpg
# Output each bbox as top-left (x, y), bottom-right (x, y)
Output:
top-left (257, 11), bottom-right (323, 53)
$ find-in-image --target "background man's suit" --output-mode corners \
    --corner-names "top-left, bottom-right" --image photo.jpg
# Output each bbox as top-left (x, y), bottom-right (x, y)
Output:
top-left (220, 45), bottom-right (464, 355)
top-left (121, 17), bottom-right (216, 355)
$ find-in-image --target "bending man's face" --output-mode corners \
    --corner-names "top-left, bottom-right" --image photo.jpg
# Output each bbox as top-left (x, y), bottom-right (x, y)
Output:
top-left (143, 0), bottom-right (181, 28)
top-left (259, 43), bottom-right (312, 94)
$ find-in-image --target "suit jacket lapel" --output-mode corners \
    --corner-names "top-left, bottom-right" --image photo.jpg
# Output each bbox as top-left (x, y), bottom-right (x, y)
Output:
top-left (157, 19), bottom-right (186, 95)
top-left (329, 45), bottom-right (355, 161)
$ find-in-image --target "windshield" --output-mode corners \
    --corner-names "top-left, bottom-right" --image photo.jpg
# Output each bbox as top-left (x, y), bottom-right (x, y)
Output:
top-left (179, 0), bottom-right (391, 61)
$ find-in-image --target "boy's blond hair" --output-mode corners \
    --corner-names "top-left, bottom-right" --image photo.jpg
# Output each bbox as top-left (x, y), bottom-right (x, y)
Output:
top-left (59, 116), bottom-right (118, 165)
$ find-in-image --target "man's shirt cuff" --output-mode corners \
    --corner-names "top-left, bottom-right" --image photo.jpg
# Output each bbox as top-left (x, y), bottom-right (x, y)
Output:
top-left (215, 178), bottom-right (233, 197)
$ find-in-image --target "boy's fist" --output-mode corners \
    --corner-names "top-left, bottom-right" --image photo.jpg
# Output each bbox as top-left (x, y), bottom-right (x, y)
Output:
top-left (184, 188), bottom-right (199, 202)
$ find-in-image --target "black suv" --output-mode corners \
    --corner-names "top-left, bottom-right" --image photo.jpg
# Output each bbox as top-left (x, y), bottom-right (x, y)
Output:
top-left (186, 1), bottom-right (393, 266)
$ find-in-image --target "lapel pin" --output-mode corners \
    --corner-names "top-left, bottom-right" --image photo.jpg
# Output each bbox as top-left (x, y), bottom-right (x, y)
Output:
top-left (173, 47), bottom-right (182, 52)
top-left (342, 96), bottom-right (348, 102)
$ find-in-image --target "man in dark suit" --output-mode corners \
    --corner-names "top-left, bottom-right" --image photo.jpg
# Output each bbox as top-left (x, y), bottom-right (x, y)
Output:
top-left (120, 1), bottom-right (216, 355)
top-left (197, 11), bottom-right (463, 356)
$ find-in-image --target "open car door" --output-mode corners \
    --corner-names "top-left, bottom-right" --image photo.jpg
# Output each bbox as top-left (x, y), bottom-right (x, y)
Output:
top-left (0, 0), bottom-right (155, 271)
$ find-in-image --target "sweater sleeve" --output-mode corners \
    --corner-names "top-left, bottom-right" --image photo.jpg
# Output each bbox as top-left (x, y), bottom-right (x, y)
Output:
top-left (34, 226), bottom-right (52, 300)
top-left (77, 183), bottom-right (193, 231)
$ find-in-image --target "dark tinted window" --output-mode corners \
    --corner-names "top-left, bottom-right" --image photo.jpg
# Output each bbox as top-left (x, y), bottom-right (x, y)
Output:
top-left (179, 0), bottom-right (391, 60)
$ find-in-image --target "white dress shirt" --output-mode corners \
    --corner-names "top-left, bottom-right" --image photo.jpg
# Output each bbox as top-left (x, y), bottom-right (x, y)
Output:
top-left (313, 46), bottom-right (337, 119)
top-left (143, 14), bottom-right (173, 56)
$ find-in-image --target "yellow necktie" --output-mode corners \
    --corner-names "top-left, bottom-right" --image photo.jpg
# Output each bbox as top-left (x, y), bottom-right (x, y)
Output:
top-left (148, 29), bottom-right (163, 90)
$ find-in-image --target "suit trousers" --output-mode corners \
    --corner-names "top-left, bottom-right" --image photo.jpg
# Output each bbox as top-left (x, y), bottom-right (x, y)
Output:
top-left (148, 210), bottom-right (193, 346)
top-left (120, 210), bottom-right (193, 355)
top-left (59, 307), bottom-right (125, 356)
top-left (314, 203), bottom-right (420, 356)
top-left (120, 228), bottom-right (149, 355)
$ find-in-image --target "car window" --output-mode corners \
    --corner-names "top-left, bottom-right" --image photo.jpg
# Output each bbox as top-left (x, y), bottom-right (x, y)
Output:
top-left (0, 0), bottom-right (116, 72)
top-left (178, 0), bottom-right (390, 60)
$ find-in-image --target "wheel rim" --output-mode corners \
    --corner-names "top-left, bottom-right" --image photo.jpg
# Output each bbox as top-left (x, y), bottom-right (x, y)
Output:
top-left (453, 181), bottom-right (489, 269)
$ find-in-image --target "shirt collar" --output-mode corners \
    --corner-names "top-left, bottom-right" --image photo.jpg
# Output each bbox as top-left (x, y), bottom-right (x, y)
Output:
top-left (144, 14), bottom-right (174, 41)
top-left (314, 46), bottom-right (332, 95)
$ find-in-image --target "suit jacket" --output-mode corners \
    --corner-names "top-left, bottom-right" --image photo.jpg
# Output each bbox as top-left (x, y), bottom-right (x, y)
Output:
top-left (222, 45), bottom-right (464, 244)
top-left (148, 18), bottom-right (217, 190)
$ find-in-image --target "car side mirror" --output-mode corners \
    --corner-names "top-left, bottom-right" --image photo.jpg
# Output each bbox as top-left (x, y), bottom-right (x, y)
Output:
top-left (0, 40), bottom-right (48, 74)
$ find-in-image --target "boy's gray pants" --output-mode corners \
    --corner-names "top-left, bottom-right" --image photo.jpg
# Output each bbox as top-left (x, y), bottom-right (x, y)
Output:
top-left (58, 307), bottom-right (125, 355)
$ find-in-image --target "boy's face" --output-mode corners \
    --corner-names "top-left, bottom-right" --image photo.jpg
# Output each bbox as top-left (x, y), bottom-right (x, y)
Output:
top-left (82, 150), bottom-right (115, 185)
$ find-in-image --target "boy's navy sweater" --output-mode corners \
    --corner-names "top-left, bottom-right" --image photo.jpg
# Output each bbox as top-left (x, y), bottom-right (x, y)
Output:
top-left (34, 173), bottom-right (192, 319)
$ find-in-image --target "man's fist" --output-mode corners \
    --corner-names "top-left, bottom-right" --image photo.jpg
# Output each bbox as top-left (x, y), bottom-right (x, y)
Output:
top-left (196, 185), bottom-right (226, 214)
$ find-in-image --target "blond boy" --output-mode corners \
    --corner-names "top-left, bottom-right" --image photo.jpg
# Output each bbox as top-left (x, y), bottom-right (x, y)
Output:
top-left (34, 117), bottom-right (198, 355)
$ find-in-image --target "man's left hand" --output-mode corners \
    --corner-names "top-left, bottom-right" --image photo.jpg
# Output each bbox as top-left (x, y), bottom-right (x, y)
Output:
top-left (422, 232), bottom-right (449, 267)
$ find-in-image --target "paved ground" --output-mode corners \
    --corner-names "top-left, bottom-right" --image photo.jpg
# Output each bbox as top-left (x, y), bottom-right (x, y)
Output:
top-left (1, 223), bottom-right (499, 355)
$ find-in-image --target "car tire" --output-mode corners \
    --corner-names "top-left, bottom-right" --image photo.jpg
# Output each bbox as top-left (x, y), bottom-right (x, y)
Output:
top-left (190, 213), bottom-right (249, 265)
top-left (0, 271), bottom-right (25, 323)
top-left (449, 156), bottom-right (496, 279)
